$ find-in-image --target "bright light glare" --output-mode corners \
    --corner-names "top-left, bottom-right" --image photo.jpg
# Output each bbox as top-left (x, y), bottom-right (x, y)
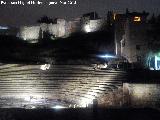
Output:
top-left (80, 98), bottom-right (93, 107)
top-left (40, 64), bottom-right (50, 70)
top-left (52, 105), bottom-right (66, 109)
top-left (0, 26), bottom-right (8, 30)
top-left (79, 94), bottom-right (95, 107)
top-left (23, 95), bottom-right (42, 103)
top-left (98, 54), bottom-right (116, 58)
top-left (31, 106), bottom-right (36, 109)
top-left (84, 25), bottom-right (91, 33)
top-left (24, 96), bottom-right (30, 101)
top-left (134, 16), bottom-right (141, 22)
top-left (114, 13), bottom-right (116, 20)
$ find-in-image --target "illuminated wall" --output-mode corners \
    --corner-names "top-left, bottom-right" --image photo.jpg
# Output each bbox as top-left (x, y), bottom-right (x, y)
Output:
top-left (19, 19), bottom-right (67, 43)
top-left (57, 19), bottom-right (67, 37)
top-left (19, 26), bottom-right (40, 43)
top-left (114, 11), bottom-right (150, 67)
top-left (67, 18), bottom-right (81, 34)
top-left (18, 17), bottom-right (106, 43)
top-left (82, 19), bottom-right (105, 33)
top-left (121, 17), bottom-right (149, 63)
top-left (40, 23), bottom-right (59, 37)
top-left (119, 13), bottom-right (149, 64)
top-left (123, 83), bottom-right (160, 107)
top-left (114, 14), bottom-right (126, 56)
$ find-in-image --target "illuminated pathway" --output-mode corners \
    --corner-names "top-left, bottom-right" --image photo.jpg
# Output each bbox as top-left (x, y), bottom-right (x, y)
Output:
top-left (0, 63), bottom-right (127, 108)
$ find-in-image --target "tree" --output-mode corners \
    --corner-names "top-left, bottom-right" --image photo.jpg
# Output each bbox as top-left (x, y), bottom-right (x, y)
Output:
top-left (148, 14), bottom-right (156, 24)
top-left (37, 15), bottom-right (54, 24)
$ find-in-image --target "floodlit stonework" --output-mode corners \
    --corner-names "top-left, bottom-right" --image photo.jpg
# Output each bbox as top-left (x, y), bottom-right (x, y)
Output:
top-left (82, 19), bottom-right (105, 33)
top-left (19, 19), bottom-right (68, 43)
top-left (19, 25), bottom-right (40, 43)
top-left (18, 15), bottom-right (105, 43)
top-left (115, 11), bottom-right (149, 66)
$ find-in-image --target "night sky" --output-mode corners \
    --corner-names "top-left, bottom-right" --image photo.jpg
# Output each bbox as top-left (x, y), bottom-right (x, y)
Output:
top-left (0, 0), bottom-right (160, 27)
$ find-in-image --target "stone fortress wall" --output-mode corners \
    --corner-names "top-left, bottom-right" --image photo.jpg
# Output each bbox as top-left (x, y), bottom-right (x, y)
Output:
top-left (18, 17), bottom-right (105, 43)
top-left (19, 19), bottom-right (67, 43)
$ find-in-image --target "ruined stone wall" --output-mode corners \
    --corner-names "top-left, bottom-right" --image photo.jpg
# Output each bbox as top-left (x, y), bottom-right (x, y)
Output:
top-left (40, 23), bottom-right (59, 37)
top-left (19, 19), bottom-right (67, 42)
top-left (19, 26), bottom-right (40, 43)
top-left (82, 19), bottom-right (105, 33)
top-left (89, 19), bottom-right (104, 32)
top-left (121, 17), bottom-right (149, 64)
top-left (114, 14), bottom-right (126, 56)
top-left (57, 19), bottom-right (66, 37)
top-left (123, 83), bottom-right (160, 108)
top-left (67, 20), bottom-right (81, 34)
top-left (99, 83), bottom-right (160, 108)
top-left (18, 18), bottom-right (106, 43)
